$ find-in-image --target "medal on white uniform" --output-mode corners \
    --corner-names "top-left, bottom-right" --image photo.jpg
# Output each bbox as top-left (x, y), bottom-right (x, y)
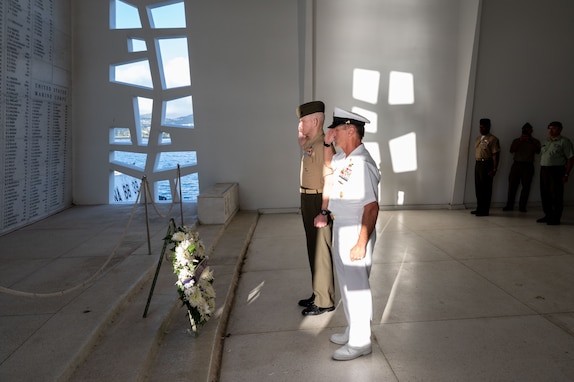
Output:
top-left (338, 160), bottom-right (354, 198)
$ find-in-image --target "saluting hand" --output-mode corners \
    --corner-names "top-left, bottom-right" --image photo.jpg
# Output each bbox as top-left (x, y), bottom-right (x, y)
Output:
top-left (324, 129), bottom-right (335, 145)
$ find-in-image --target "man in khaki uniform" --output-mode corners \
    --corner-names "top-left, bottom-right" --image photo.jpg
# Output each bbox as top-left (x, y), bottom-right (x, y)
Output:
top-left (296, 101), bottom-right (335, 315)
top-left (472, 118), bottom-right (500, 216)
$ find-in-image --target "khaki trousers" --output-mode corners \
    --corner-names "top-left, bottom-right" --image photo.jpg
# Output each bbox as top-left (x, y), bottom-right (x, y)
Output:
top-left (301, 193), bottom-right (335, 308)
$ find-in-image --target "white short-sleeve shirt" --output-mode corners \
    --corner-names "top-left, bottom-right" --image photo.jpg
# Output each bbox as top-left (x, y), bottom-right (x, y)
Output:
top-left (328, 144), bottom-right (380, 224)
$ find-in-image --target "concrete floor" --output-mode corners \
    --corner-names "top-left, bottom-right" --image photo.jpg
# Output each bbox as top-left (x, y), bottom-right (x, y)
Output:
top-left (219, 208), bottom-right (574, 381)
top-left (2, 205), bottom-right (574, 381)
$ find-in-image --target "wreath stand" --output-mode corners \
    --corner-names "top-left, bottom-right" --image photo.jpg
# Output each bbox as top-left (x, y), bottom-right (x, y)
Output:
top-left (141, 165), bottom-right (184, 319)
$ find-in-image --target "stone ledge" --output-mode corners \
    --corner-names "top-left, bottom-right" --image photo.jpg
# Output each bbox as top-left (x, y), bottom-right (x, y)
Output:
top-left (198, 183), bottom-right (239, 225)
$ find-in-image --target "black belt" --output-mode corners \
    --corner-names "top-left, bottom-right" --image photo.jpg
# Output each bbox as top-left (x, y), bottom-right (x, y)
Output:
top-left (476, 158), bottom-right (493, 162)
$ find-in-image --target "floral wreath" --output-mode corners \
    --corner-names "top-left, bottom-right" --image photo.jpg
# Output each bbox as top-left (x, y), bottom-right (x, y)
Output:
top-left (168, 225), bottom-right (215, 333)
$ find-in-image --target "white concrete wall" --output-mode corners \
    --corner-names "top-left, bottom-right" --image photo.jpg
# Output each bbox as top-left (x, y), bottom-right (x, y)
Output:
top-left (186, 0), bottom-right (301, 211)
top-left (73, 0), bottom-right (124, 204)
top-left (72, 0), bottom-right (301, 209)
top-left (466, 0), bottom-right (574, 206)
top-left (314, 0), bottom-right (480, 207)
top-left (70, 0), bottom-right (574, 210)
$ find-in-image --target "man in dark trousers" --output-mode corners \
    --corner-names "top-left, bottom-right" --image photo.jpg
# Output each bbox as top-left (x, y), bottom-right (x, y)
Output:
top-left (472, 118), bottom-right (500, 216)
top-left (537, 121), bottom-right (574, 225)
top-left (296, 101), bottom-right (335, 315)
top-left (503, 123), bottom-right (541, 212)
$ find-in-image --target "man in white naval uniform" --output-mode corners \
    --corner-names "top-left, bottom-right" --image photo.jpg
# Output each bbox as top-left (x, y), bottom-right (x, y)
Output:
top-left (315, 107), bottom-right (380, 361)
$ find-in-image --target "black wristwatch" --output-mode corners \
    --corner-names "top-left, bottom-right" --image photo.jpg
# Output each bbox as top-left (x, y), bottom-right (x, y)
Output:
top-left (320, 209), bottom-right (330, 216)
top-left (323, 142), bottom-right (331, 147)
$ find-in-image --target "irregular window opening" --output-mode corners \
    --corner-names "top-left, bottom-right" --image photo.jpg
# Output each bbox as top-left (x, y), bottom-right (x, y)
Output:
top-left (110, 150), bottom-right (147, 171)
top-left (157, 37), bottom-right (191, 89)
top-left (155, 151), bottom-right (197, 171)
top-left (109, 0), bottom-right (198, 205)
top-left (110, 60), bottom-right (153, 89)
top-left (148, 1), bottom-right (186, 29)
top-left (156, 173), bottom-right (199, 202)
top-left (134, 97), bottom-right (153, 145)
top-left (110, 127), bottom-right (132, 144)
top-left (111, 0), bottom-right (142, 29)
top-left (128, 37), bottom-right (147, 52)
top-left (163, 96), bottom-right (193, 128)
top-left (159, 131), bottom-right (171, 145)
top-left (112, 172), bottom-right (141, 203)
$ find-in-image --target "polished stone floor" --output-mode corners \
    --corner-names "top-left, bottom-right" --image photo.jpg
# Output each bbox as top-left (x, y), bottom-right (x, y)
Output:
top-left (219, 208), bottom-right (574, 381)
top-left (1, 205), bottom-right (574, 381)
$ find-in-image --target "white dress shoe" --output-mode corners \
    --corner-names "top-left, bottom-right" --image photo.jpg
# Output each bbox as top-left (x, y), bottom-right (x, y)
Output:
top-left (332, 343), bottom-right (372, 361)
top-left (329, 332), bottom-right (349, 345)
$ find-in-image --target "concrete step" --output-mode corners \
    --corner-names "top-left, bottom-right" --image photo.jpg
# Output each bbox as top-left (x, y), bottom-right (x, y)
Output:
top-left (144, 211), bottom-right (258, 382)
top-left (64, 211), bottom-right (258, 382)
top-left (0, 223), bottom-right (172, 382)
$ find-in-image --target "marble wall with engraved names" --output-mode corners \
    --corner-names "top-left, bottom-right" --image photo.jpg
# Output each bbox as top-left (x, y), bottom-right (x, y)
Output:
top-left (1, 0), bottom-right (71, 235)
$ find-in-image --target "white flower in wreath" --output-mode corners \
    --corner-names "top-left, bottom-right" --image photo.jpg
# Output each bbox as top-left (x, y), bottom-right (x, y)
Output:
top-left (168, 224), bottom-right (214, 334)
top-left (171, 231), bottom-right (187, 242)
top-left (198, 302), bottom-right (211, 318)
top-left (202, 282), bottom-right (216, 299)
top-left (201, 268), bottom-right (214, 281)
top-left (189, 287), bottom-right (203, 306)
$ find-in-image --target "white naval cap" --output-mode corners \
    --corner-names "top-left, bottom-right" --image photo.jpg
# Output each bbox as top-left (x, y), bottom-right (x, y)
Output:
top-left (326, 107), bottom-right (370, 137)
top-left (326, 107), bottom-right (370, 129)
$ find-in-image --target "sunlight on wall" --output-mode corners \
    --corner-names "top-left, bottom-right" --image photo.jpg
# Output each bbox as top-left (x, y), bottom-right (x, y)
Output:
top-left (388, 71), bottom-right (414, 105)
top-left (397, 190), bottom-right (405, 205)
top-left (351, 70), bottom-right (383, 203)
top-left (364, 142), bottom-right (381, 170)
top-left (353, 68), bottom-right (380, 105)
top-left (388, 132), bottom-right (418, 173)
top-left (351, 67), bottom-right (418, 207)
top-left (109, 0), bottom-right (198, 203)
top-left (352, 106), bottom-right (378, 134)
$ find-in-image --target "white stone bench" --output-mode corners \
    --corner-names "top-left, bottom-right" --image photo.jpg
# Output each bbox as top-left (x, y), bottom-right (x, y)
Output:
top-left (197, 183), bottom-right (239, 225)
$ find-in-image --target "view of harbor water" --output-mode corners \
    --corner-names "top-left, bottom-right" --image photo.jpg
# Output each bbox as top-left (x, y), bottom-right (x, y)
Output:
top-left (112, 150), bottom-right (198, 204)
top-left (111, 109), bottom-right (198, 204)
top-left (106, 2), bottom-right (198, 205)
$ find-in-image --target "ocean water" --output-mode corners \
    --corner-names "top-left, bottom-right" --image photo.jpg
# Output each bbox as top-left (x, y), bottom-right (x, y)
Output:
top-left (112, 151), bottom-right (199, 203)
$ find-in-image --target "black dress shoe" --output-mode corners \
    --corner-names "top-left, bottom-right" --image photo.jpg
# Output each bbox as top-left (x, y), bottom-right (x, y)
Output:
top-left (470, 210), bottom-right (477, 215)
top-left (536, 217), bottom-right (547, 223)
top-left (301, 303), bottom-right (335, 316)
top-left (298, 294), bottom-right (315, 307)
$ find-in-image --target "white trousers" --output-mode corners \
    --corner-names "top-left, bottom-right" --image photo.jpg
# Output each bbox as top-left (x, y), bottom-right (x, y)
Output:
top-left (333, 221), bottom-right (374, 347)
